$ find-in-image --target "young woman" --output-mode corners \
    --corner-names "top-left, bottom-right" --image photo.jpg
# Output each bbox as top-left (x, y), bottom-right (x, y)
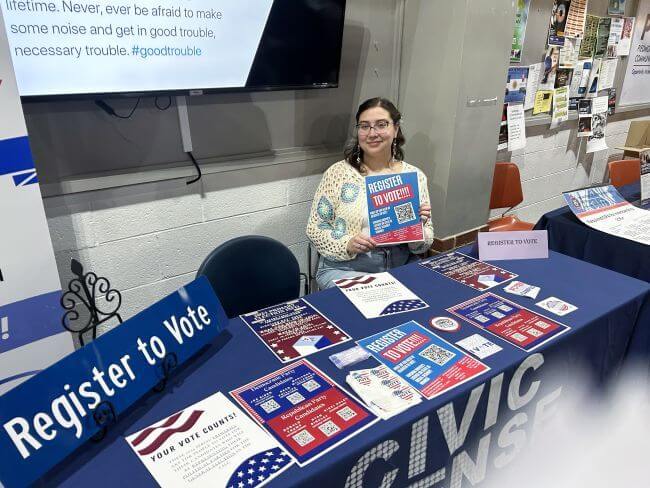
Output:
top-left (306, 97), bottom-right (434, 289)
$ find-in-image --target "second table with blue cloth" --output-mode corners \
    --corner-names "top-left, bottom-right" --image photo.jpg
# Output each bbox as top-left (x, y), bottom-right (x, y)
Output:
top-left (535, 183), bottom-right (650, 282)
top-left (47, 248), bottom-right (650, 488)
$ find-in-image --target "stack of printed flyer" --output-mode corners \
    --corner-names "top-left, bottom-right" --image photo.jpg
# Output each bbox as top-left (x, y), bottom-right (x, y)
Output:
top-left (346, 365), bottom-right (421, 419)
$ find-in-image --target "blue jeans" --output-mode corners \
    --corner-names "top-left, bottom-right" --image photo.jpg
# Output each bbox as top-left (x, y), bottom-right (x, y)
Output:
top-left (316, 245), bottom-right (418, 289)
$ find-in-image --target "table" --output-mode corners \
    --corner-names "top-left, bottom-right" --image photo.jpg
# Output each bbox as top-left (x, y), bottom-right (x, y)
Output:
top-left (45, 249), bottom-right (650, 488)
top-left (534, 183), bottom-right (650, 283)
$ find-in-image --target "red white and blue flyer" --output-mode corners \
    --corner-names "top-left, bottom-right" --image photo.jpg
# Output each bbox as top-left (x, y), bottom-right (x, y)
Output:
top-left (230, 359), bottom-right (378, 467)
top-left (365, 171), bottom-right (423, 245)
top-left (240, 299), bottom-right (350, 363)
top-left (447, 293), bottom-right (570, 352)
top-left (125, 392), bottom-right (293, 488)
top-left (419, 252), bottom-right (517, 290)
top-left (357, 321), bottom-right (489, 400)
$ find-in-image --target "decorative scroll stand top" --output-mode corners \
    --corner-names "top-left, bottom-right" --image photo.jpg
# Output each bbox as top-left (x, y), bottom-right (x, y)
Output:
top-left (60, 259), bottom-right (123, 347)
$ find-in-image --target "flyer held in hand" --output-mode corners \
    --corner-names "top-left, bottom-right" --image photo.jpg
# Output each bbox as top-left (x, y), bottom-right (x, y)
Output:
top-left (365, 172), bottom-right (423, 245)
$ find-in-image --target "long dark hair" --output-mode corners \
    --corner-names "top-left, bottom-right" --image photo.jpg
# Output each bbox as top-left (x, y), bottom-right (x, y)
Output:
top-left (344, 97), bottom-right (405, 173)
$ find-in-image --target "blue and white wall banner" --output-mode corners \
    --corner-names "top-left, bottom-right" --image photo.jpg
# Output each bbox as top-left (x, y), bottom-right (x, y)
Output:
top-left (0, 13), bottom-right (73, 394)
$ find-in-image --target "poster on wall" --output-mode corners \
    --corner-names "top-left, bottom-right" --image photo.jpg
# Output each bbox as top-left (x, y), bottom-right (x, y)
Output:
top-left (505, 67), bottom-right (529, 103)
top-left (595, 17), bottom-right (612, 57)
top-left (620, 0), bottom-right (650, 106)
top-left (587, 96), bottom-right (609, 153)
top-left (608, 0), bottom-right (627, 16)
top-left (548, 0), bottom-right (572, 46)
top-left (579, 15), bottom-right (600, 58)
top-left (511, 0), bottom-right (532, 62)
top-left (0, 11), bottom-right (73, 395)
top-left (565, 0), bottom-right (588, 37)
top-left (617, 17), bottom-right (636, 56)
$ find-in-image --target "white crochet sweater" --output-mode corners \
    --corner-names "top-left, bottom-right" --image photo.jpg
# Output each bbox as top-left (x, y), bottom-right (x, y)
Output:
top-left (306, 160), bottom-right (434, 261)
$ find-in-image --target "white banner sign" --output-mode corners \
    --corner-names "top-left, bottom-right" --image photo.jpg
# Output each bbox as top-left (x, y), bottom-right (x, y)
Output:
top-left (0, 12), bottom-right (72, 394)
top-left (620, 0), bottom-right (650, 106)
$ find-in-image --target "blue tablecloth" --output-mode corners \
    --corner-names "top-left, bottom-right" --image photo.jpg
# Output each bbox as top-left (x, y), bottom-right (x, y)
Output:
top-left (45, 250), bottom-right (650, 488)
top-left (535, 183), bottom-right (650, 283)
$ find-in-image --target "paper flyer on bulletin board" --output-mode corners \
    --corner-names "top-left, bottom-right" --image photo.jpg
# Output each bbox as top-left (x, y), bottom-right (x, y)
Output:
top-left (511, 0), bottom-right (531, 62)
top-left (365, 172), bottom-right (423, 245)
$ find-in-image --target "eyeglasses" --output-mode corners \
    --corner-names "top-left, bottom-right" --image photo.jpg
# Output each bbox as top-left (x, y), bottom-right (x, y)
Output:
top-left (356, 120), bottom-right (393, 135)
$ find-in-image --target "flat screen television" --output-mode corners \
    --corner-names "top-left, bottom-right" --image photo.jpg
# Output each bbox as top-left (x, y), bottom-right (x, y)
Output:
top-left (0, 0), bottom-right (347, 100)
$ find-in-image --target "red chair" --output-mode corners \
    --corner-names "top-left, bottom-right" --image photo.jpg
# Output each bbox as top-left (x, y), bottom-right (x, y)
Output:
top-left (608, 159), bottom-right (640, 188)
top-left (488, 162), bottom-right (534, 232)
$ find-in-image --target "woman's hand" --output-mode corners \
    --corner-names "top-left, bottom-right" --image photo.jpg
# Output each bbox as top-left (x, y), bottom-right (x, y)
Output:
top-left (420, 204), bottom-right (431, 223)
top-left (347, 233), bottom-right (377, 255)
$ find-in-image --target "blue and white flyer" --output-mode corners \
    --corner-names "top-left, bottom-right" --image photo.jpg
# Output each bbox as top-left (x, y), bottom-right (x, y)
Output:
top-left (240, 299), bottom-right (350, 363)
top-left (365, 172), bottom-right (423, 245)
top-left (357, 321), bottom-right (489, 400)
top-left (231, 359), bottom-right (377, 467)
top-left (126, 392), bottom-right (293, 488)
top-left (563, 185), bottom-right (650, 245)
top-left (334, 272), bottom-right (428, 319)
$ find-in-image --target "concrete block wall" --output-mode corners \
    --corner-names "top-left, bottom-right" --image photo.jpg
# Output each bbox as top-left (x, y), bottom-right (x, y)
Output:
top-left (494, 109), bottom-right (650, 224)
top-left (44, 157), bottom-right (330, 327)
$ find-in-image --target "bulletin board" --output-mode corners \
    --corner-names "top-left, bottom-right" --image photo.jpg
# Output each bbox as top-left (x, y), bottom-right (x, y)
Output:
top-left (513, 0), bottom-right (646, 110)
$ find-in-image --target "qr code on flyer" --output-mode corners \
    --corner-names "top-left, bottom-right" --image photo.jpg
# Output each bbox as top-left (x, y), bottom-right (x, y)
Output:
top-left (395, 202), bottom-right (416, 224)
top-left (419, 344), bottom-right (455, 366)
top-left (260, 399), bottom-right (281, 413)
top-left (318, 420), bottom-right (341, 437)
top-left (336, 406), bottom-right (357, 421)
top-left (292, 429), bottom-right (315, 447)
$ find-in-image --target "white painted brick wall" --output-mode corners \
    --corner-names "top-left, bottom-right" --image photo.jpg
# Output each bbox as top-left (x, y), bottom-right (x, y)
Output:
top-left (44, 158), bottom-right (331, 328)
top-left (493, 110), bottom-right (650, 224)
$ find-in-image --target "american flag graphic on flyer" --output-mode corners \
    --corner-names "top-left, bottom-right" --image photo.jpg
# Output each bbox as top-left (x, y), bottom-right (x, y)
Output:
top-left (125, 392), bottom-right (292, 487)
top-left (334, 272), bottom-right (428, 319)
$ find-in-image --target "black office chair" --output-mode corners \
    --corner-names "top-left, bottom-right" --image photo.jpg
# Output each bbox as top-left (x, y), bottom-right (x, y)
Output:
top-left (196, 236), bottom-right (308, 318)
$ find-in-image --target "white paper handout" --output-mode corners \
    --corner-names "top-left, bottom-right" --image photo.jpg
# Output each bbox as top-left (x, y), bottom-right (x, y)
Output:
top-left (524, 63), bottom-right (542, 111)
top-left (455, 334), bottom-right (503, 360)
top-left (334, 272), bottom-right (428, 319)
top-left (507, 104), bottom-right (526, 151)
top-left (586, 58), bottom-right (602, 97)
top-left (608, 17), bottom-right (624, 56)
top-left (346, 365), bottom-right (421, 419)
top-left (617, 17), bottom-right (635, 56)
top-left (559, 37), bottom-right (581, 68)
top-left (563, 185), bottom-right (650, 245)
top-left (503, 280), bottom-right (541, 299)
top-left (587, 96), bottom-right (609, 153)
top-left (573, 59), bottom-right (592, 98)
top-left (598, 58), bottom-right (618, 91)
top-left (125, 392), bottom-right (293, 488)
